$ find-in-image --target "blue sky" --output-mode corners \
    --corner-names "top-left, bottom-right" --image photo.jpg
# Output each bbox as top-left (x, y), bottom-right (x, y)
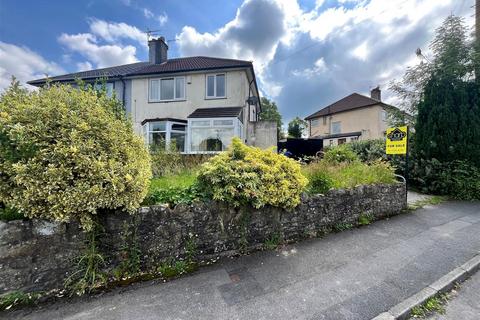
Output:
top-left (0, 0), bottom-right (475, 122)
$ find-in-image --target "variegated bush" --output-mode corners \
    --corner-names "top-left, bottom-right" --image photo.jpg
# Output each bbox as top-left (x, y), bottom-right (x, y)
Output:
top-left (0, 80), bottom-right (151, 230)
top-left (197, 137), bottom-right (307, 209)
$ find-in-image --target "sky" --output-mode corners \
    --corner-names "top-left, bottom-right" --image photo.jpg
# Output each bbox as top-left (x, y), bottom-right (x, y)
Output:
top-left (0, 0), bottom-right (475, 122)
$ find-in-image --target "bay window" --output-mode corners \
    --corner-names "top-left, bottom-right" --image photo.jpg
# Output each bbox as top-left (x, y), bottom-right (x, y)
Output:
top-left (206, 73), bottom-right (226, 98)
top-left (143, 120), bottom-right (187, 152)
top-left (149, 77), bottom-right (185, 102)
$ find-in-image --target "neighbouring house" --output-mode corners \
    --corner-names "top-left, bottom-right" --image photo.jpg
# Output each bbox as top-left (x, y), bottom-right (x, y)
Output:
top-left (305, 87), bottom-right (397, 147)
top-left (28, 37), bottom-right (277, 153)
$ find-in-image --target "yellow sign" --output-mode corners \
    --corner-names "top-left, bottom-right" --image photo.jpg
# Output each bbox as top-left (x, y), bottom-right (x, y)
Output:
top-left (386, 126), bottom-right (408, 155)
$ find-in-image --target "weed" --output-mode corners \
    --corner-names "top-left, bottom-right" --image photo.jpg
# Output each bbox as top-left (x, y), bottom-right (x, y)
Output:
top-left (0, 206), bottom-right (24, 221)
top-left (185, 233), bottom-right (197, 265)
top-left (333, 223), bottom-right (353, 232)
top-left (409, 294), bottom-right (447, 318)
top-left (0, 291), bottom-right (42, 311)
top-left (156, 258), bottom-right (195, 278)
top-left (264, 233), bottom-right (282, 250)
top-left (408, 195), bottom-right (447, 211)
top-left (358, 213), bottom-right (373, 226)
top-left (64, 222), bottom-right (106, 296)
top-left (114, 220), bottom-right (141, 279)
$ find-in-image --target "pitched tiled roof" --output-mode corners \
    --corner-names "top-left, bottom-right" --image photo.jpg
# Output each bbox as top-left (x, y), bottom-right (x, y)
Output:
top-left (305, 93), bottom-right (387, 120)
top-left (27, 57), bottom-right (253, 86)
top-left (188, 107), bottom-right (243, 119)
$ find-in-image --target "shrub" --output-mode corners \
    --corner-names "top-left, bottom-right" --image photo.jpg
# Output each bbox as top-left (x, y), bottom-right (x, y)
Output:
top-left (323, 144), bottom-right (358, 163)
top-left (0, 81), bottom-right (151, 230)
top-left (150, 146), bottom-right (182, 177)
top-left (411, 159), bottom-right (480, 200)
top-left (197, 137), bottom-right (308, 209)
top-left (349, 139), bottom-right (386, 162)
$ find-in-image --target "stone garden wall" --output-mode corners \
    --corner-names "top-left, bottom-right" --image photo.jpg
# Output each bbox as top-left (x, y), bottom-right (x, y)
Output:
top-left (0, 183), bottom-right (406, 294)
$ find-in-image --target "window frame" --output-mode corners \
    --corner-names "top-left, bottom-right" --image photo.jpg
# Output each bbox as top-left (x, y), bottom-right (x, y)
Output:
top-left (205, 73), bottom-right (227, 99)
top-left (142, 120), bottom-right (187, 152)
top-left (331, 121), bottom-right (341, 134)
top-left (149, 76), bottom-right (186, 102)
top-left (187, 117), bottom-right (242, 154)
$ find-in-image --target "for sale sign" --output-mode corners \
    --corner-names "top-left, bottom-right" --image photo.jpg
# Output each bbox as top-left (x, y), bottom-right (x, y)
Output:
top-left (386, 126), bottom-right (408, 155)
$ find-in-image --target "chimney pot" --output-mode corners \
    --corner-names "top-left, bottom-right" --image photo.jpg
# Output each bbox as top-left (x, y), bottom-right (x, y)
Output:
top-left (371, 86), bottom-right (381, 101)
top-left (148, 37), bottom-right (168, 64)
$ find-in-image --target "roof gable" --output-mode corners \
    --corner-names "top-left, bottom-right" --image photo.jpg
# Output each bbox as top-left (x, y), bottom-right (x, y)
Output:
top-left (305, 93), bottom-right (385, 120)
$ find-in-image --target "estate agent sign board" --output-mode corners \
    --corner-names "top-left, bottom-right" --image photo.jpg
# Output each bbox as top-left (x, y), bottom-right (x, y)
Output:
top-left (386, 126), bottom-right (408, 155)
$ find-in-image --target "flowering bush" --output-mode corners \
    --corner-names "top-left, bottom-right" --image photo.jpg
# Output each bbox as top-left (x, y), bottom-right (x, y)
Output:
top-left (323, 144), bottom-right (358, 163)
top-left (197, 137), bottom-right (307, 209)
top-left (0, 81), bottom-right (151, 230)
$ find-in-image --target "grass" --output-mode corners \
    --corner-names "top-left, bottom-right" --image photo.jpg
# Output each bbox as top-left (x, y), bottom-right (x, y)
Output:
top-left (0, 291), bottom-right (42, 311)
top-left (410, 294), bottom-right (448, 318)
top-left (0, 206), bottom-right (24, 221)
top-left (149, 169), bottom-right (198, 190)
top-left (264, 233), bottom-right (282, 250)
top-left (408, 195), bottom-right (447, 211)
top-left (303, 160), bottom-right (397, 194)
top-left (143, 169), bottom-right (201, 206)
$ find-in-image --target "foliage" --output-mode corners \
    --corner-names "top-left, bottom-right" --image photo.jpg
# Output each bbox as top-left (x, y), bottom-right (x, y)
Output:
top-left (389, 15), bottom-right (477, 123)
top-left (415, 75), bottom-right (480, 166)
top-left (333, 223), bottom-right (353, 232)
top-left (349, 138), bottom-right (410, 173)
top-left (303, 160), bottom-right (396, 194)
top-left (410, 159), bottom-right (480, 200)
top-left (150, 145), bottom-right (182, 177)
top-left (114, 221), bottom-right (141, 279)
top-left (0, 291), bottom-right (42, 311)
top-left (408, 195), bottom-right (447, 211)
top-left (264, 233), bottom-right (282, 250)
top-left (358, 213), bottom-right (373, 226)
top-left (410, 294), bottom-right (447, 318)
top-left (197, 137), bottom-right (308, 209)
top-left (156, 258), bottom-right (196, 278)
top-left (259, 97), bottom-right (284, 139)
top-left (65, 223), bottom-right (106, 296)
top-left (323, 144), bottom-right (358, 163)
top-left (287, 116), bottom-right (307, 138)
top-left (0, 81), bottom-right (151, 230)
top-left (0, 205), bottom-right (23, 221)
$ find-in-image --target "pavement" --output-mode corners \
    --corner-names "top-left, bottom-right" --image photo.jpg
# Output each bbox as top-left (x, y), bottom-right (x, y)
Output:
top-left (427, 272), bottom-right (480, 320)
top-left (6, 196), bottom-right (480, 320)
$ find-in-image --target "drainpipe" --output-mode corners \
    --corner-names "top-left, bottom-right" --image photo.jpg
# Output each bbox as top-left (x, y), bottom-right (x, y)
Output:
top-left (120, 76), bottom-right (126, 109)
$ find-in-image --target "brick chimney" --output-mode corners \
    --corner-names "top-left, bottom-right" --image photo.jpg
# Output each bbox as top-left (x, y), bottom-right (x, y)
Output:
top-left (148, 37), bottom-right (168, 64)
top-left (370, 86), bottom-right (381, 101)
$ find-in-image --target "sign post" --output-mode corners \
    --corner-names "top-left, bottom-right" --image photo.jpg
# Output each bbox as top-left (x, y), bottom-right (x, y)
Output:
top-left (386, 126), bottom-right (409, 203)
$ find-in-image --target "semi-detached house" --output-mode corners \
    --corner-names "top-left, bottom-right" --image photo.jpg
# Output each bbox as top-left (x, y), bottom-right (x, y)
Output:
top-left (29, 37), bottom-right (276, 153)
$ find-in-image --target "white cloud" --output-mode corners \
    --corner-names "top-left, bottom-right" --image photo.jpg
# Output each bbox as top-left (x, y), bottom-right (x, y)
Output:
top-left (158, 12), bottom-right (168, 26)
top-left (352, 41), bottom-right (368, 61)
top-left (0, 42), bottom-right (65, 91)
top-left (143, 8), bottom-right (154, 19)
top-left (76, 61), bottom-right (93, 71)
top-left (292, 57), bottom-right (328, 78)
top-left (88, 18), bottom-right (146, 46)
top-left (58, 33), bottom-right (138, 68)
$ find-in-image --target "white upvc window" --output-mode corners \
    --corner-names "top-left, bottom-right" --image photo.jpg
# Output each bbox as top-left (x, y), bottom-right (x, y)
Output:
top-left (187, 117), bottom-right (242, 153)
top-left (142, 120), bottom-right (187, 152)
top-left (206, 73), bottom-right (226, 99)
top-left (331, 121), bottom-right (341, 134)
top-left (149, 77), bottom-right (185, 102)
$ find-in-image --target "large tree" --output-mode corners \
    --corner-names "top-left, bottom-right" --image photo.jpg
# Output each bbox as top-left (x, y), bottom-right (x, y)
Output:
top-left (259, 97), bottom-right (283, 139)
top-left (389, 15), bottom-right (476, 122)
top-left (287, 117), bottom-right (307, 138)
top-left (414, 15), bottom-right (480, 166)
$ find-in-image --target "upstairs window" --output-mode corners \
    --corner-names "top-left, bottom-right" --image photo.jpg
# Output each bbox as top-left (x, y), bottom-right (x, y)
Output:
top-left (311, 118), bottom-right (320, 127)
top-left (206, 73), bottom-right (226, 98)
top-left (331, 121), bottom-right (341, 134)
top-left (149, 77), bottom-right (185, 102)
